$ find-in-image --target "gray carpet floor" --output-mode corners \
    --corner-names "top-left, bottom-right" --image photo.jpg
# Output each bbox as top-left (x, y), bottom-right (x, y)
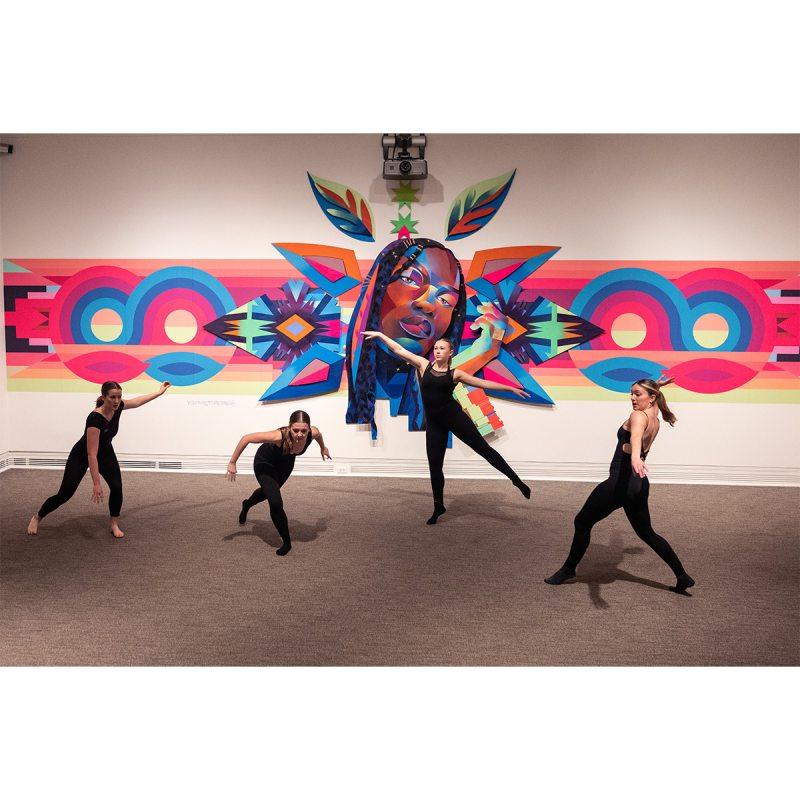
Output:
top-left (1, 469), bottom-right (798, 665)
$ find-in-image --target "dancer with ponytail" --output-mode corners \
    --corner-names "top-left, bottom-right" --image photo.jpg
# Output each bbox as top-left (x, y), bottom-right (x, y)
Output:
top-left (227, 410), bottom-right (331, 556)
top-left (361, 331), bottom-right (532, 525)
top-left (27, 380), bottom-right (171, 538)
top-left (544, 377), bottom-right (695, 593)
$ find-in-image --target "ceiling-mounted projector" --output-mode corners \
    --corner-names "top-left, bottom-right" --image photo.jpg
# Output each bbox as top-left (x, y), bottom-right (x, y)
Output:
top-left (382, 133), bottom-right (427, 180)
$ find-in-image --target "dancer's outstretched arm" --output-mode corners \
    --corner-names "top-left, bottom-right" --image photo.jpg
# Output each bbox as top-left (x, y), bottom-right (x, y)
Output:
top-left (361, 331), bottom-right (428, 372)
top-left (628, 411), bottom-right (649, 478)
top-left (226, 430), bottom-right (282, 481)
top-left (452, 369), bottom-right (530, 400)
top-left (124, 381), bottom-right (171, 409)
top-left (311, 426), bottom-right (332, 460)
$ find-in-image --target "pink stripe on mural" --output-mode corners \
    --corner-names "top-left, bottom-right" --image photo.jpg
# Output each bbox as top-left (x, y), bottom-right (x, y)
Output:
top-left (306, 258), bottom-right (346, 282)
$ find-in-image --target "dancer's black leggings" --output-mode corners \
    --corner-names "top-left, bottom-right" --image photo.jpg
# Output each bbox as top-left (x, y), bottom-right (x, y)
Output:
top-left (38, 445), bottom-right (123, 519)
top-left (563, 471), bottom-right (685, 576)
top-left (244, 470), bottom-right (290, 542)
top-left (425, 403), bottom-right (522, 507)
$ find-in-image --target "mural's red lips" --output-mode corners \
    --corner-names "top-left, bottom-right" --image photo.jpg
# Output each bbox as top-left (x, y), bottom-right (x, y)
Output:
top-left (399, 317), bottom-right (433, 339)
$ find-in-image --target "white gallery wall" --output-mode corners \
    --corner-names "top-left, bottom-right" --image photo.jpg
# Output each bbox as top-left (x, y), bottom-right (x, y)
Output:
top-left (1, 134), bottom-right (798, 483)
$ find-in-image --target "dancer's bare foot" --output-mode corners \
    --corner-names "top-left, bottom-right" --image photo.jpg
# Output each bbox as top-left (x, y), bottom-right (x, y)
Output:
top-left (27, 514), bottom-right (40, 535)
top-left (110, 523), bottom-right (125, 538)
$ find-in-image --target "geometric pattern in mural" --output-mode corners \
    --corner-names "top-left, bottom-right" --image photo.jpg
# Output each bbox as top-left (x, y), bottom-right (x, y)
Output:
top-left (3, 259), bottom-right (238, 387)
top-left (568, 266), bottom-right (785, 394)
top-left (270, 243), bottom-right (362, 299)
top-left (3, 260), bottom-right (59, 355)
top-left (766, 274), bottom-right (800, 377)
top-left (469, 288), bottom-right (604, 364)
top-left (456, 246), bottom-right (603, 407)
top-left (4, 258), bottom-right (799, 406)
top-left (204, 280), bottom-right (341, 363)
top-left (257, 343), bottom-right (345, 402)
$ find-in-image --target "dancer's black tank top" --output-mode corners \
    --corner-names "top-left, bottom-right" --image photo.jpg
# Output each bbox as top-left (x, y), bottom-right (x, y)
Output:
top-left (254, 427), bottom-right (313, 474)
top-left (610, 414), bottom-right (653, 474)
top-left (74, 402), bottom-right (124, 454)
top-left (419, 363), bottom-right (458, 415)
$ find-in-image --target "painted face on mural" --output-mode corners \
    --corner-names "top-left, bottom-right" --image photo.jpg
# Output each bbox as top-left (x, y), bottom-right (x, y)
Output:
top-left (379, 247), bottom-right (461, 355)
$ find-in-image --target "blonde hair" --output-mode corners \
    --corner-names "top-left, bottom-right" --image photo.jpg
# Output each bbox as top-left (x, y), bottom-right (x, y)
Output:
top-left (632, 376), bottom-right (677, 426)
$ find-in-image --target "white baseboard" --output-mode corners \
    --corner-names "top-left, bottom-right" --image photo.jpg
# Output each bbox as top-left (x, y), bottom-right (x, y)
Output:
top-left (2, 451), bottom-right (798, 487)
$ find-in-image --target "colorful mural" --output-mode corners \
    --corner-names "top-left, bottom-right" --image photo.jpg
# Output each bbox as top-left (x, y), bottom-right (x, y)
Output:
top-left (534, 260), bottom-right (800, 402)
top-left (5, 257), bottom-right (798, 404)
top-left (445, 171), bottom-right (516, 241)
top-left (4, 163), bottom-right (798, 418)
top-left (254, 171), bottom-right (603, 435)
top-left (307, 174), bottom-right (375, 242)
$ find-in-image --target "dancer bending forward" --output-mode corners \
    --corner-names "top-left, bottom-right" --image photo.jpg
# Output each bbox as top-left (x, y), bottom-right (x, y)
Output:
top-left (227, 410), bottom-right (331, 556)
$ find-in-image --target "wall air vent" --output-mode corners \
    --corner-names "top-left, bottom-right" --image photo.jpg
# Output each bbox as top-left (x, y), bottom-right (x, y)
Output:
top-left (1, 452), bottom-right (797, 486)
top-left (119, 460), bottom-right (158, 470)
top-left (28, 457), bottom-right (68, 468)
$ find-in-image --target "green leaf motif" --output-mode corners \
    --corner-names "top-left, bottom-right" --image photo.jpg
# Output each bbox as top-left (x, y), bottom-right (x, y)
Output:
top-left (307, 172), bottom-right (375, 242)
top-left (445, 170), bottom-right (516, 241)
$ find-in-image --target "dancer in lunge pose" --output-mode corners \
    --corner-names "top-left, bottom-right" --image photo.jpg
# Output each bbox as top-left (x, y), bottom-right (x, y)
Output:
top-left (227, 410), bottom-right (331, 556)
top-left (361, 331), bottom-right (531, 525)
top-left (544, 377), bottom-right (695, 594)
top-left (27, 380), bottom-right (171, 538)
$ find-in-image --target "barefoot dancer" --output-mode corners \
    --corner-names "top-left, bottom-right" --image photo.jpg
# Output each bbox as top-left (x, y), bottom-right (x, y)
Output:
top-left (227, 410), bottom-right (331, 556)
top-left (27, 380), bottom-right (171, 539)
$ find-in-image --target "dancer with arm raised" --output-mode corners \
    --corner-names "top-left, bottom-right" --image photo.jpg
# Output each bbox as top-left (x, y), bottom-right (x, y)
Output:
top-left (27, 380), bottom-right (171, 539)
top-left (362, 331), bottom-right (530, 525)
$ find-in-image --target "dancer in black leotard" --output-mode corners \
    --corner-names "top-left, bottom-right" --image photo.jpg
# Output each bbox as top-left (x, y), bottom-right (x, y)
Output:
top-left (27, 379), bottom-right (171, 538)
top-left (544, 377), bottom-right (695, 593)
top-left (362, 331), bottom-right (531, 525)
top-left (226, 410), bottom-right (331, 556)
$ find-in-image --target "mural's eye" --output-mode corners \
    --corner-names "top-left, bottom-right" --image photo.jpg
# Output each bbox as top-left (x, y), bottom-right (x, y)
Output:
top-left (398, 268), bottom-right (423, 288)
top-left (438, 296), bottom-right (453, 308)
